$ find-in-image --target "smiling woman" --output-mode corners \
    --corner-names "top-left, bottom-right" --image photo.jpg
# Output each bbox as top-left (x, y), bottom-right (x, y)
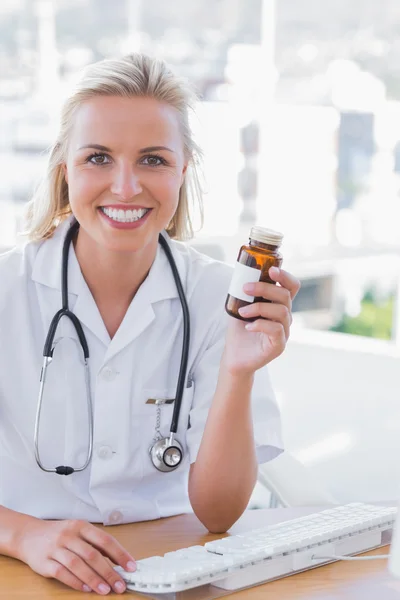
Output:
top-left (0, 52), bottom-right (300, 595)
top-left (26, 55), bottom-right (202, 245)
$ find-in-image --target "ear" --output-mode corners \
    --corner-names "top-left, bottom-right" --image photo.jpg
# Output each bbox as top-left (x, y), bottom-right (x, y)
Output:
top-left (62, 163), bottom-right (68, 184)
top-left (180, 162), bottom-right (188, 186)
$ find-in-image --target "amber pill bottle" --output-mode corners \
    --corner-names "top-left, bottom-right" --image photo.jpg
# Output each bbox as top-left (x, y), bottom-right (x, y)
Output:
top-left (225, 226), bottom-right (283, 322)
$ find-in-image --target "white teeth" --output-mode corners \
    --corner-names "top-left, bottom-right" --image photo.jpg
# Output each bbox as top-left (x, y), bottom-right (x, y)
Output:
top-left (100, 207), bottom-right (149, 223)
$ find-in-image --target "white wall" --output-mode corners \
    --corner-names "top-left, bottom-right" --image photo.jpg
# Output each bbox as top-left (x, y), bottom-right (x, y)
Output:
top-left (267, 327), bottom-right (400, 504)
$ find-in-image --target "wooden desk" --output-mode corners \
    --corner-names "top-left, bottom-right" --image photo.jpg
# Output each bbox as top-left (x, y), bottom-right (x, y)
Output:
top-left (1, 507), bottom-right (399, 599)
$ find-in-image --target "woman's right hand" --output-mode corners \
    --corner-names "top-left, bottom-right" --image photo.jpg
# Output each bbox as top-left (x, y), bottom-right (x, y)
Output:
top-left (17, 517), bottom-right (136, 595)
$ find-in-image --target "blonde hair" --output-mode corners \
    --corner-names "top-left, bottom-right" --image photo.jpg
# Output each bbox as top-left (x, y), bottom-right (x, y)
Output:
top-left (24, 53), bottom-right (203, 241)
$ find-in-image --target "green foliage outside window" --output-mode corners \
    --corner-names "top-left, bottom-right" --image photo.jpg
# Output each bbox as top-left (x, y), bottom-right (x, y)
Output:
top-left (330, 290), bottom-right (394, 340)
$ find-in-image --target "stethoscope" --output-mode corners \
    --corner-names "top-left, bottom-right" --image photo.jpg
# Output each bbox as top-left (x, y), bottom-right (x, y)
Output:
top-left (34, 219), bottom-right (190, 475)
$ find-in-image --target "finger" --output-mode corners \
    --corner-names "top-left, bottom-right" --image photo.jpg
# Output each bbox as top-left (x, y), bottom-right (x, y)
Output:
top-left (68, 539), bottom-right (127, 594)
top-left (54, 548), bottom-right (115, 595)
top-left (239, 302), bottom-right (291, 339)
top-left (243, 281), bottom-right (292, 310)
top-left (45, 558), bottom-right (92, 593)
top-left (268, 267), bottom-right (301, 300)
top-left (81, 524), bottom-right (136, 572)
top-left (245, 319), bottom-right (287, 349)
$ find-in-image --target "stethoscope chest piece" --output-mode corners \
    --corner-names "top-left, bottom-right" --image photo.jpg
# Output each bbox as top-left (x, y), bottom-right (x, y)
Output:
top-left (149, 437), bottom-right (183, 472)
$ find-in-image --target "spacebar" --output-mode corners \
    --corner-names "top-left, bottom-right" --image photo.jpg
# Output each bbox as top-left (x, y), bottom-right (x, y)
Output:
top-left (212, 557), bottom-right (293, 591)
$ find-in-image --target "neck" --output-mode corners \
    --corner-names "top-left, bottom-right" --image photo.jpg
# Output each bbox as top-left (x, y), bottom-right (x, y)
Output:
top-left (74, 229), bottom-right (158, 316)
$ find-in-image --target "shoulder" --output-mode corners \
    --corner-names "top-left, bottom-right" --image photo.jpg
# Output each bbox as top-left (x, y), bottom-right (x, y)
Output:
top-left (0, 239), bottom-right (42, 312)
top-left (167, 238), bottom-right (234, 346)
top-left (168, 238), bottom-right (233, 301)
top-left (0, 237), bottom-right (43, 278)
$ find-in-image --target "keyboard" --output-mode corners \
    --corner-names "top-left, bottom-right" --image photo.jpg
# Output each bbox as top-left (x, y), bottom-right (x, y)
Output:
top-left (115, 503), bottom-right (397, 594)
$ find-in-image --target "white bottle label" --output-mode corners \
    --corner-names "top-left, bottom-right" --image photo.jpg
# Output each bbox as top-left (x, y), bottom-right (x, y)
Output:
top-left (228, 262), bottom-right (261, 302)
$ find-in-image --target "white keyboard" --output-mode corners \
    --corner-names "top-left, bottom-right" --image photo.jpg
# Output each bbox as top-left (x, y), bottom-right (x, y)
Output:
top-left (116, 503), bottom-right (396, 594)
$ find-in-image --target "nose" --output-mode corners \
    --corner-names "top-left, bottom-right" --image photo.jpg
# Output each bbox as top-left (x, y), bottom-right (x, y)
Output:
top-left (110, 162), bottom-right (143, 200)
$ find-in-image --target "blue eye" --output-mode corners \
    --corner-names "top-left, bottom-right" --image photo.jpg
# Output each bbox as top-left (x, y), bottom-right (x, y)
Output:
top-left (87, 153), bottom-right (111, 165)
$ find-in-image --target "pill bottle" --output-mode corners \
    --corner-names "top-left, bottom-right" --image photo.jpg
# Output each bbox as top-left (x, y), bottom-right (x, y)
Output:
top-left (225, 226), bottom-right (283, 322)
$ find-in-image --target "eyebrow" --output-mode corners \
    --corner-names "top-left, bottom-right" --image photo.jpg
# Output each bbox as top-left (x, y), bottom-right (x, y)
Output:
top-left (78, 144), bottom-right (175, 153)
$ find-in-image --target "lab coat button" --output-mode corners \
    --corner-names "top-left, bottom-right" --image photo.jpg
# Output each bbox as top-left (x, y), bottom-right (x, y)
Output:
top-left (101, 366), bottom-right (117, 381)
top-left (109, 510), bottom-right (123, 524)
top-left (97, 445), bottom-right (113, 460)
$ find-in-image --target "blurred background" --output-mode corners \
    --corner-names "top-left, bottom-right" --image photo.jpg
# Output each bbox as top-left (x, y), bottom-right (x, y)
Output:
top-left (2, 0), bottom-right (400, 507)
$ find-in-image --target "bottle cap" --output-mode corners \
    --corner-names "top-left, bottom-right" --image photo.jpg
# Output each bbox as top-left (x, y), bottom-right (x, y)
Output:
top-left (250, 226), bottom-right (283, 246)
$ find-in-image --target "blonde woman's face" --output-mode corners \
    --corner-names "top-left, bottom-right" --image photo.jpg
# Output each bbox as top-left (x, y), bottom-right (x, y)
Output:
top-left (63, 95), bottom-right (187, 252)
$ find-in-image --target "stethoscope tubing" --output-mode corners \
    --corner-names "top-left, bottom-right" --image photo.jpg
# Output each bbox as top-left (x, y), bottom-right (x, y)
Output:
top-left (34, 219), bottom-right (190, 474)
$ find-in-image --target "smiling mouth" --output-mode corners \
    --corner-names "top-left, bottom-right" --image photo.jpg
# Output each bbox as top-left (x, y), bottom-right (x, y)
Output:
top-left (99, 207), bottom-right (151, 223)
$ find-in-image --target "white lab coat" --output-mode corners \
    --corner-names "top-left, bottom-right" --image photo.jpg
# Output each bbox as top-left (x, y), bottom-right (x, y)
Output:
top-left (0, 217), bottom-right (283, 525)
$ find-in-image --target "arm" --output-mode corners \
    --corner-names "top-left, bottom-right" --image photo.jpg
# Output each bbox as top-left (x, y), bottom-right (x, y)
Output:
top-left (0, 505), bottom-right (36, 559)
top-left (188, 366), bottom-right (257, 533)
top-left (189, 267), bottom-right (300, 533)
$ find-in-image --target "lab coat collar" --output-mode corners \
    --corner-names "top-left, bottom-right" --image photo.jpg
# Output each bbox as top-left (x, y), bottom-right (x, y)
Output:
top-left (31, 215), bottom-right (80, 295)
top-left (31, 216), bottom-right (184, 354)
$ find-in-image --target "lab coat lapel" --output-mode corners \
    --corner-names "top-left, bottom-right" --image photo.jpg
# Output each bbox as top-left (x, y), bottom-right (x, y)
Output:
top-left (103, 234), bottom-right (182, 362)
top-left (69, 281), bottom-right (111, 348)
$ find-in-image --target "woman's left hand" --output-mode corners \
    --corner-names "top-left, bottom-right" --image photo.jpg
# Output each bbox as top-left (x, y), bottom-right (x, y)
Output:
top-left (222, 266), bottom-right (301, 376)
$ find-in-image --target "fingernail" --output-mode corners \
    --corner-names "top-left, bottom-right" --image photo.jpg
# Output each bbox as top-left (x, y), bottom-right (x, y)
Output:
top-left (245, 323), bottom-right (256, 331)
top-left (243, 283), bottom-right (255, 293)
top-left (238, 306), bottom-right (251, 316)
top-left (115, 581), bottom-right (126, 593)
top-left (98, 583), bottom-right (111, 594)
top-left (127, 560), bottom-right (136, 571)
top-left (270, 266), bottom-right (280, 276)
top-left (82, 584), bottom-right (92, 592)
